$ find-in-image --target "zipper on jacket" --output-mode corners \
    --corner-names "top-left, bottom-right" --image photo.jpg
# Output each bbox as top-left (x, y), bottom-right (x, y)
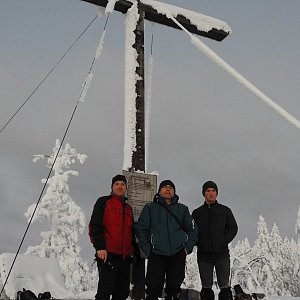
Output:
top-left (122, 201), bottom-right (125, 258)
top-left (167, 208), bottom-right (172, 255)
top-left (208, 204), bottom-right (212, 253)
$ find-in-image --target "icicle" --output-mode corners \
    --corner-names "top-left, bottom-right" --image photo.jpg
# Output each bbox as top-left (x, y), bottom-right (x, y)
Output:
top-left (168, 14), bottom-right (300, 131)
top-left (79, 73), bottom-right (93, 103)
top-left (95, 30), bottom-right (106, 59)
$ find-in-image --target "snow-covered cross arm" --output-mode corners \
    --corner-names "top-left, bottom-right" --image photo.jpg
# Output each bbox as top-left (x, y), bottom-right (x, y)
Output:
top-left (81, 0), bottom-right (231, 41)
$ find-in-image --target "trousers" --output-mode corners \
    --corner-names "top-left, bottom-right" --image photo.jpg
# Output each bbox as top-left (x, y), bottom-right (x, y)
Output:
top-left (197, 256), bottom-right (230, 289)
top-left (146, 249), bottom-right (186, 298)
top-left (95, 254), bottom-right (131, 300)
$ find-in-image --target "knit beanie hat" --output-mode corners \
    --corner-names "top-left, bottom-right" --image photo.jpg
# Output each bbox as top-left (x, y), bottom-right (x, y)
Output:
top-left (158, 180), bottom-right (176, 193)
top-left (202, 181), bottom-right (218, 196)
top-left (111, 174), bottom-right (127, 188)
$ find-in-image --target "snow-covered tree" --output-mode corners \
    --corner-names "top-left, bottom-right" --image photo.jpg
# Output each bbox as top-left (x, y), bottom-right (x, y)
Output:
top-left (254, 215), bottom-right (270, 256)
top-left (182, 247), bottom-right (200, 289)
top-left (24, 139), bottom-right (91, 293)
top-left (231, 215), bottom-right (300, 297)
top-left (295, 205), bottom-right (300, 255)
top-left (230, 237), bottom-right (257, 290)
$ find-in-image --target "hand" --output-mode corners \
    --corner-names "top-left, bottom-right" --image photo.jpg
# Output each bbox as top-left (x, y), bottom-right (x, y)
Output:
top-left (140, 249), bottom-right (149, 259)
top-left (97, 249), bottom-right (108, 262)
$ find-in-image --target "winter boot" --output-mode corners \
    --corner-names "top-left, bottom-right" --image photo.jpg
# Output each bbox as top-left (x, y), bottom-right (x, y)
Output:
top-left (201, 288), bottom-right (215, 300)
top-left (145, 296), bottom-right (159, 300)
top-left (38, 292), bottom-right (51, 299)
top-left (17, 289), bottom-right (38, 300)
top-left (165, 291), bottom-right (181, 300)
top-left (219, 287), bottom-right (233, 300)
top-left (95, 294), bottom-right (110, 300)
top-left (233, 285), bottom-right (252, 300)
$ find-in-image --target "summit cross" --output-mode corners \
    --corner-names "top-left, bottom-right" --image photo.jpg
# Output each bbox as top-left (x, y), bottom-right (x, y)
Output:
top-left (82, 0), bottom-right (230, 172)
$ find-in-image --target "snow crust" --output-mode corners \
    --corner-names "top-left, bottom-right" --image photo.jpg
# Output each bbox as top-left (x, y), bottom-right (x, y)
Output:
top-left (141, 0), bottom-right (231, 33)
top-left (105, 0), bottom-right (117, 14)
top-left (123, 2), bottom-right (139, 171)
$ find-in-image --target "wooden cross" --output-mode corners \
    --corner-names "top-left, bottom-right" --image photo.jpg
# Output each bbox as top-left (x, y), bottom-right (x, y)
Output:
top-left (81, 0), bottom-right (230, 172)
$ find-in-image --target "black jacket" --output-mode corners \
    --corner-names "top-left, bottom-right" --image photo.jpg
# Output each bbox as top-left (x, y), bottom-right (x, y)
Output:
top-left (192, 201), bottom-right (237, 257)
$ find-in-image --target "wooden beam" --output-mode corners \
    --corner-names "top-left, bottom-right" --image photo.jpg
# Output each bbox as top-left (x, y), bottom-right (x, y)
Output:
top-left (81, 0), bottom-right (229, 41)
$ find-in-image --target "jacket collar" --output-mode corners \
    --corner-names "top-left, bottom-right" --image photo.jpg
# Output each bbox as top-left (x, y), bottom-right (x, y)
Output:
top-left (111, 192), bottom-right (127, 203)
top-left (153, 193), bottom-right (179, 205)
top-left (204, 200), bottom-right (218, 207)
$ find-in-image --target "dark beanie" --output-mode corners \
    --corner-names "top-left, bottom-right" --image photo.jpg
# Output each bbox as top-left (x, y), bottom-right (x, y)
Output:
top-left (202, 181), bottom-right (218, 196)
top-left (111, 174), bottom-right (127, 188)
top-left (158, 180), bottom-right (176, 193)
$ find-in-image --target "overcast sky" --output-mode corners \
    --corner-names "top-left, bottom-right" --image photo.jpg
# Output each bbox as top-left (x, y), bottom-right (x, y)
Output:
top-left (1, 0), bottom-right (300, 262)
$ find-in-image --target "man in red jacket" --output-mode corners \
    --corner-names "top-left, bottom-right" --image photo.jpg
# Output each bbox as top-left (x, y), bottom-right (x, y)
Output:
top-left (89, 175), bottom-right (134, 300)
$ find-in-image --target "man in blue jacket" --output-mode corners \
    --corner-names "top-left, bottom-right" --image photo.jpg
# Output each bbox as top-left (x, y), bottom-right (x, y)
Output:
top-left (192, 181), bottom-right (238, 300)
top-left (137, 180), bottom-right (198, 300)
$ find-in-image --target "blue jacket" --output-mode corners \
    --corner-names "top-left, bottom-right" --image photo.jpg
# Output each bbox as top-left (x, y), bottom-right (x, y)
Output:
top-left (136, 194), bottom-right (198, 257)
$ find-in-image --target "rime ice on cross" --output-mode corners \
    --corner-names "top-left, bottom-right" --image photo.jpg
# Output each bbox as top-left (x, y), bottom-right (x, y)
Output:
top-left (81, 0), bottom-right (231, 172)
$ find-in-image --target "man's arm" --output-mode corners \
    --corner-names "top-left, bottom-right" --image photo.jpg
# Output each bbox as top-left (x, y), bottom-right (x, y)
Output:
top-left (225, 207), bottom-right (238, 243)
top-left (88, 197), bottom-right (107, 251)
top-left (136, 204), bottom-right (152, 258)
top-left (183, 207), bottom-right (198, 254)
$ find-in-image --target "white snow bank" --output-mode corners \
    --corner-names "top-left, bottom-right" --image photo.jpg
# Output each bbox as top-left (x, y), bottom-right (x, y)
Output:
top-left (0, 253), bottom-right (73, 299)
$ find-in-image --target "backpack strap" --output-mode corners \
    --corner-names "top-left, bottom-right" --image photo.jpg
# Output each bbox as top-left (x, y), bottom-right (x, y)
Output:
top-left (157, 202), bottom-right (184, 230)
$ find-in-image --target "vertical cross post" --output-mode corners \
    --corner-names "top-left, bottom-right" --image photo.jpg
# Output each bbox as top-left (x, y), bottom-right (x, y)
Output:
top-left (131, 3), bottom-right (145, 172)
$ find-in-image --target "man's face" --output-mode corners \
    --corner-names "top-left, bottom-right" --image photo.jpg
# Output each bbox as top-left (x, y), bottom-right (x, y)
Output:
top-left (159, 185), bottom-right (175, 201)
top-left (112, 181), bottom-right (127, 197)
top-left (204, 188), bottom-right (217, 204)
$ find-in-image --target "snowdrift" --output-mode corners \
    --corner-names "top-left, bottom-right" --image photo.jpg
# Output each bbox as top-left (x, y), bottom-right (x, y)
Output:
top-left (0, 253), bottom-right (73, 299)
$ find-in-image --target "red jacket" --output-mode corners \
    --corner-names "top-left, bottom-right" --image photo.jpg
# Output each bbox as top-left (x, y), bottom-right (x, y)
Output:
top-left (89, 194), bottom-right (134, 257)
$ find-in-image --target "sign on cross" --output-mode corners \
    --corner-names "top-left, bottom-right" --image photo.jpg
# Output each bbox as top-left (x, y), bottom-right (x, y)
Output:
top-left (81, 0), bottom-right (230, 172)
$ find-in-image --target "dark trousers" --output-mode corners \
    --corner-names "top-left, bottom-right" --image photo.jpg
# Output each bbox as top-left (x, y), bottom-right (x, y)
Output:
top-left (146, 249), bottom-right (186, 298)
top-left (95, 255), bottom-right (131, 300)
top-left (131, 256), bottom-right (145, 300)
top-left (197, 256), bottom-right (230, 289)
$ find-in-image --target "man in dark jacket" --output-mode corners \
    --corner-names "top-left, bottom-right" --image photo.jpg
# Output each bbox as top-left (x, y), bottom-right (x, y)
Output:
top-left (89, 175), bottom-right (134, 300)
top-left (192, 181), bottom-right (238, 300)
top-left (137, 180), bottom-right (198, 300)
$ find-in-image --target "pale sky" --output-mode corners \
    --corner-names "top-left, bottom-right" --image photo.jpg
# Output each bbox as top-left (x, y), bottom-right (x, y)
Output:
top-left (1, 0), bottom-right (300, 262)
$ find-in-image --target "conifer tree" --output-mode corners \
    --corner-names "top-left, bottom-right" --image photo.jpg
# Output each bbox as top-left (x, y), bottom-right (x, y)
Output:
top-left (24, 139), bottom-right (91, 292)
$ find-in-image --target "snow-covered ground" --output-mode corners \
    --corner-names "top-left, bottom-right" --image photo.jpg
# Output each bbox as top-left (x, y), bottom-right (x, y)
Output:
top-left (0, 253), bottom-right (72, 299)
top-left (1, 252), bottom-right (300, 300)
